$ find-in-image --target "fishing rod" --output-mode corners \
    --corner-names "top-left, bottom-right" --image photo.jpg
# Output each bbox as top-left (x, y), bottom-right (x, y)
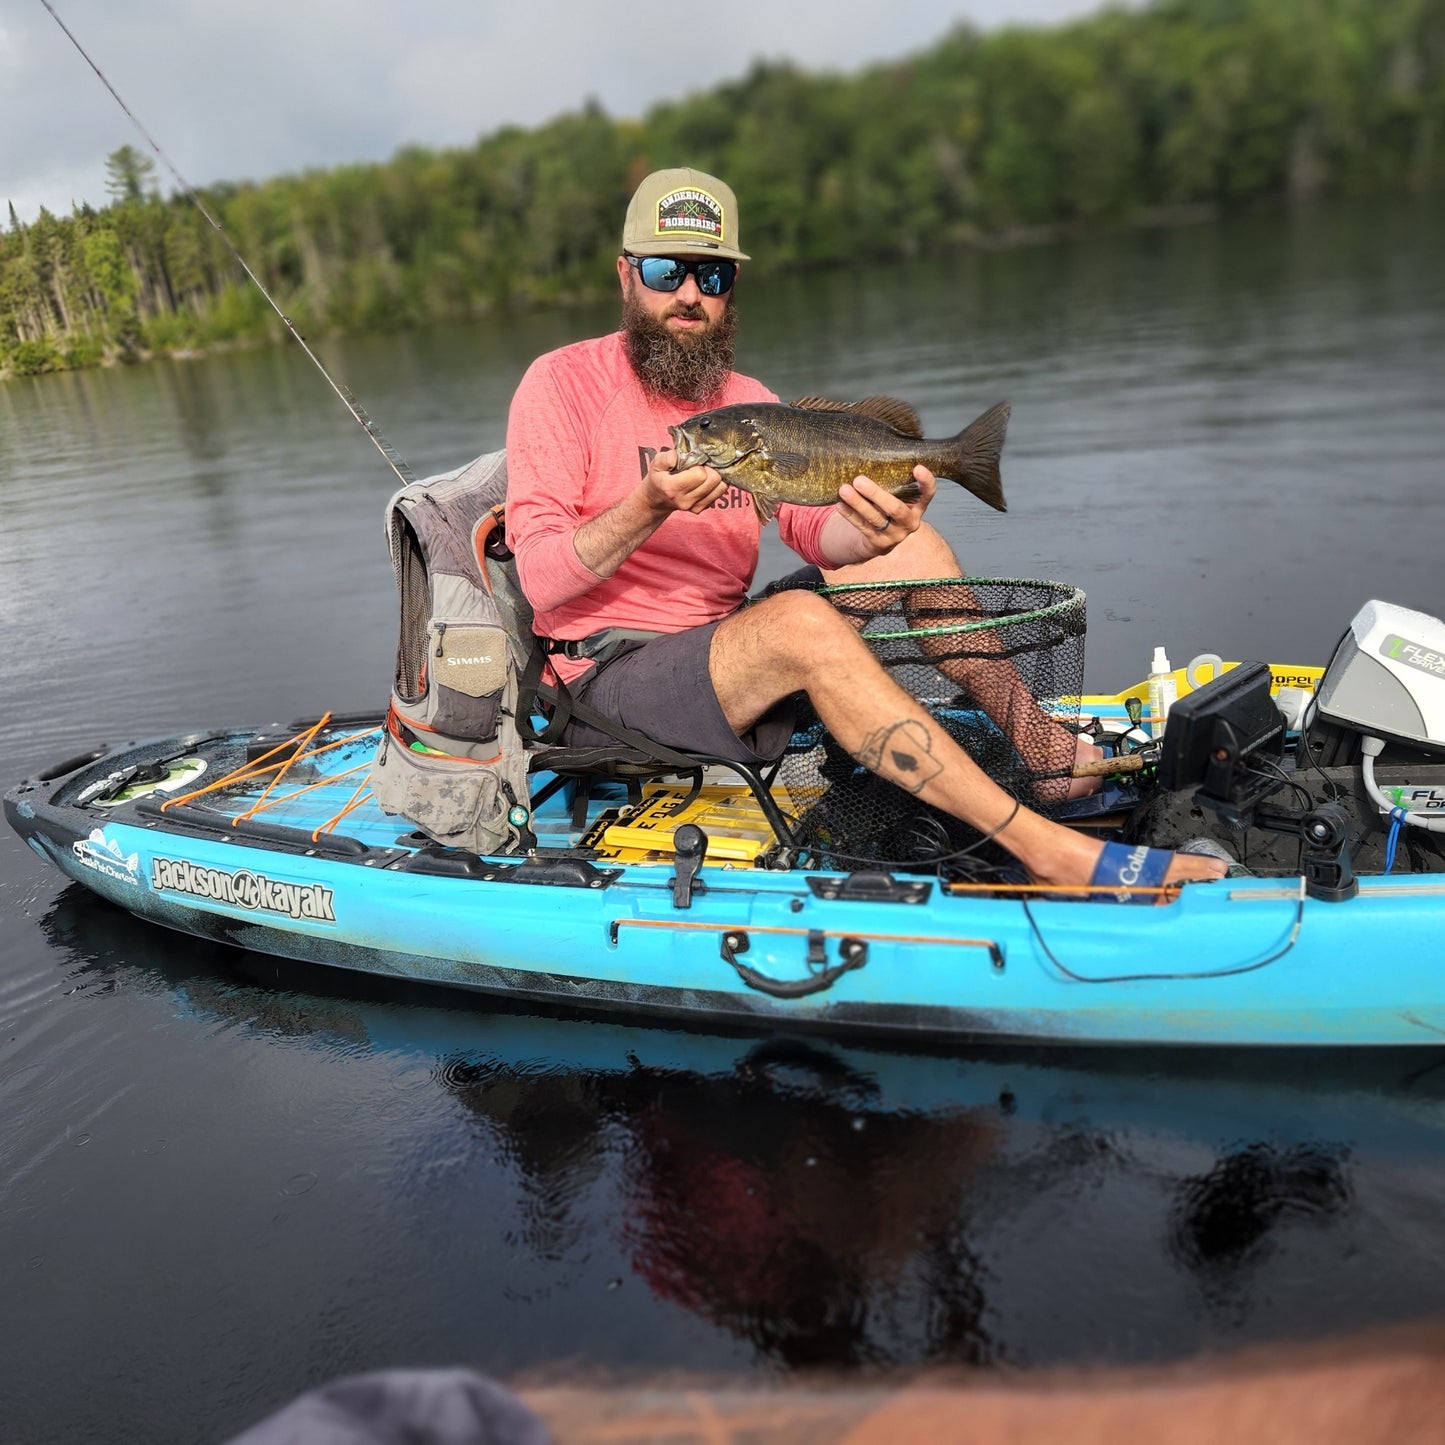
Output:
top-left (38, 0), bottom-right (413, 487)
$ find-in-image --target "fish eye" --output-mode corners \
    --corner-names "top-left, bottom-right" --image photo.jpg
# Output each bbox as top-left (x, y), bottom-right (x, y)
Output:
top-left (700, 418), bottom-right (710, 429)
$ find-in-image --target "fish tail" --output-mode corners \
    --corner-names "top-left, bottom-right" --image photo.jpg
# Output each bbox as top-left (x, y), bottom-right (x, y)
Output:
top-left (944, 401), bottom-right (1010, 513)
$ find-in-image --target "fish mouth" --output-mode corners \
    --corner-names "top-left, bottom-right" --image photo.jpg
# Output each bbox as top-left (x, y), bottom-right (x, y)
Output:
top-left (668, 425), bottom-right (706, 470)
top-left (669, 424), bottom-right (761, 473)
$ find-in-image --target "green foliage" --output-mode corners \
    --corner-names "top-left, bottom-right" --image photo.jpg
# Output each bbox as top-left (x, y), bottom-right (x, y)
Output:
top-left (63, 335), bottom-right (105, 368)
top-left (83, 227), bottom-right (141, 348)
top-left (105, 145), bottom-right (158, 205)
top-left (10, 339), bottom-right (63, 375)
top-left (2, 0), bottom-right (1441, 379)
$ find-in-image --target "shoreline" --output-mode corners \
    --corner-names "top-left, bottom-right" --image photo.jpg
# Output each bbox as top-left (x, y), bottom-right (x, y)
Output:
top-left (0, 200), bottom-right (1238, 385)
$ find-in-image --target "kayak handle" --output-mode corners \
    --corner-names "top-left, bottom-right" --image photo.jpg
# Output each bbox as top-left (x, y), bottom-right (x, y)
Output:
top-left (721, 929), bottom-right (868, 998)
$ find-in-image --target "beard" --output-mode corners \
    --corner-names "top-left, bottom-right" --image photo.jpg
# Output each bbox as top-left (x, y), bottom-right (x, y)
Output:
top-left (622, 285), bottom-right (738, 405)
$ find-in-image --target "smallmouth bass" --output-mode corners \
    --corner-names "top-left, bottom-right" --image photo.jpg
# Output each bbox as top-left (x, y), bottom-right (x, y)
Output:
top-left (670, 395), bottom-right (1010, 521)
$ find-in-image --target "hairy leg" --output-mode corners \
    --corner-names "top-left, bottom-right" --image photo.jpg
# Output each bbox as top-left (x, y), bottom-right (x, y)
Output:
top-left (821, 524), bottom-right (1101, 800)
top-left (709, 591), bottom-right (1221, 888)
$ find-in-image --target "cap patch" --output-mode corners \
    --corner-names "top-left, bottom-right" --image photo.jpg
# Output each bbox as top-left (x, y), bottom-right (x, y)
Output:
top-left (655, 187), bottom-right (725, 245)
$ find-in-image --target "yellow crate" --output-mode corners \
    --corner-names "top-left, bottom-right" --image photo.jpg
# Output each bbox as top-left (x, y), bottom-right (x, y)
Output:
top-left (601, 784), bottom-right (785, 863)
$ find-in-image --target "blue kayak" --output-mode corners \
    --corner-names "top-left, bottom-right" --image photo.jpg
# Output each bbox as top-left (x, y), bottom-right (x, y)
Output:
top-left (8, 677), bottom-right (1445, 1048)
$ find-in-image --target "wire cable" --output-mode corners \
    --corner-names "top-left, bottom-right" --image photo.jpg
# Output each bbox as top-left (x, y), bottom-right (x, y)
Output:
top-left (1246, 756), bottom-right (1315, 814)
top-left (1020, 875), bottom-right (1306, 984)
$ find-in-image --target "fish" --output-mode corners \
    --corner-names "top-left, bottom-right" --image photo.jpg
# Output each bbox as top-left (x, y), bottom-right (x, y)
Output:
top-left (669, 396), bottom-right (1009, 521)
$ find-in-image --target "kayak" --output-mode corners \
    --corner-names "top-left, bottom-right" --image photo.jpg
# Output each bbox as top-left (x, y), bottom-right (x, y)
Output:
top-left (9, 641), bottom-right (1445, 1048)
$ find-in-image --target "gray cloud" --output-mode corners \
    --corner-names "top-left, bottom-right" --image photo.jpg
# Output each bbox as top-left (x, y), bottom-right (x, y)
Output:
top-left (3, 0), bottom-right (1117, 222)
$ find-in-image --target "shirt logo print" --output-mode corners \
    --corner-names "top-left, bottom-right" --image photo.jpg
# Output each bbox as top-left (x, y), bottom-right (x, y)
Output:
top-left (639, 444), bottom-right (748, 510)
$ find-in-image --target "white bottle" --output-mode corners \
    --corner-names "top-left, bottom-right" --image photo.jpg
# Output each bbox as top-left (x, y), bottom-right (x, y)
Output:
top-left (1148, 646), bottom-right (1178, 739)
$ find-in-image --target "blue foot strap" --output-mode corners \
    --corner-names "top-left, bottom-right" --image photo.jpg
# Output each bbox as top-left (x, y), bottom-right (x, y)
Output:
top-left (1089, 841), bottom-right (1173, 903)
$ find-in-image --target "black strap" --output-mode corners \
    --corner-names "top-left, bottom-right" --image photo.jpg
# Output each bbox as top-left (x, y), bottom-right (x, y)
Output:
top-left (517, 641), bottom-right (570, 745)
top-left (516, 635), bottom-right (705, 773)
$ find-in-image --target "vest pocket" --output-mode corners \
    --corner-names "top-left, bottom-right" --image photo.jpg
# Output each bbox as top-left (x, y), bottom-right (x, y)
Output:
top-left (427, 621), bottom-right (507, 738)
top-left (372, 725), bottom-right (516, 854)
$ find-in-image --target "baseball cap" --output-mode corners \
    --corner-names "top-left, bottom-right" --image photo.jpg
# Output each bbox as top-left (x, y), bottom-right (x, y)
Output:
top-left (621, 167), bottom-right (749, 262)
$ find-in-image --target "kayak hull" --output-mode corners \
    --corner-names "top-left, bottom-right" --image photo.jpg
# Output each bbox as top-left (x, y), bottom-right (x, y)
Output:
top-left (10, 723), bottom-right (1445, 1048)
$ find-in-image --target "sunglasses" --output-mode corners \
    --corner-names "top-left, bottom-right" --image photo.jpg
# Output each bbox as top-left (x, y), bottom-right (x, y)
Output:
top-left (625, 254), bottom-right (737, 297)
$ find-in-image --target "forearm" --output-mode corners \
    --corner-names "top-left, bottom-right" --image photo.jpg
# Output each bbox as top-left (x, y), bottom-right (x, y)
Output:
top-left (810, 469), bottom-right (938, 569)
top-left (572, 489), bottom-right (669, 577)
top-left (817, 507), bottom-right (878, 568)
top-left (514, 459), bottom-right (721, 613)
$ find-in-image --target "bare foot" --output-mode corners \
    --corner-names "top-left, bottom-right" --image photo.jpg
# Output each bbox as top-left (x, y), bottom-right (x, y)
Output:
top-left (1156, 849), bottom-right (1229, 885)
top-left (1001, 813), bottom-right (1229, 891)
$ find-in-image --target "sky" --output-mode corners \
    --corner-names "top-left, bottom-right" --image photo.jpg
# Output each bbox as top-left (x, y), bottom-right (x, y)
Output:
top-left (3, 0), bottom-right (1120, 224)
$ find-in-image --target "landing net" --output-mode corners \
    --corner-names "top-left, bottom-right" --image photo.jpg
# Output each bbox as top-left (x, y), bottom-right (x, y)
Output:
top-left (776, 577), bottom-right (1087, 870)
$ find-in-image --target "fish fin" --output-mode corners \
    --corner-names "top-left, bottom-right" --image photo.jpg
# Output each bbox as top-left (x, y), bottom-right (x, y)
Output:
top-left (848, 395), bottom-right (924, 436)
top-left (789, 395), bottom-right (924, 437)
top-left (765, 451), bottom-right (812, 479)
top-left (893, 478), bottom-right (923, 503)
top-left (789, 395), bottom-right (855, 412)
top-left (942, 401), bottom-right (1010, 513)
top-left (752, 492), bottom-right (777, 525)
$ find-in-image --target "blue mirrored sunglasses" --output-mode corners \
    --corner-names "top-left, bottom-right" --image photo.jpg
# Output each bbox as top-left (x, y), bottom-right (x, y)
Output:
top-left (625, 254), bottom-right (737, 297)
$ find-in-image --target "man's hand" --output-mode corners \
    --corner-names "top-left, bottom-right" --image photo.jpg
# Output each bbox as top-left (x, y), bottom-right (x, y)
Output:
top-left (836, 466), bottom-right (936, 555)
top-left (642, 446), bottom-right (728, 516)
top-left (572, 446), bottom-right (727, 578)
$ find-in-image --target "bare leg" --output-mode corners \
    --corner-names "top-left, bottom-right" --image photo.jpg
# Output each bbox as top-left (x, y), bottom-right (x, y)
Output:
top-left (709, 591), bottom-right (1223, 887)
top-left (820, 523), bottom-right (1103, 800)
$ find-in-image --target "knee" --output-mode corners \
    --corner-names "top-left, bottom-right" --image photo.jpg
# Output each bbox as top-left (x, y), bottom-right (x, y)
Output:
top-left (824, 521), bottom-right (962, 586)
top-left (894, 522), bottom-right (962, 578)
top-left (767, 588), bottom-right (849, 635)
top-left (754, 589), bottom-right (862, 660)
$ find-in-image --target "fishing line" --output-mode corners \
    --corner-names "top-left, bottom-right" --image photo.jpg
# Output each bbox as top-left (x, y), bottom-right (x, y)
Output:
top-left (38, 0), bottom-right (413, 486)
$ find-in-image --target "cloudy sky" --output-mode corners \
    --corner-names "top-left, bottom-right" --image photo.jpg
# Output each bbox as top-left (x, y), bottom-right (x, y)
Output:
top-left (3, 0), bottom-right (1116, 223)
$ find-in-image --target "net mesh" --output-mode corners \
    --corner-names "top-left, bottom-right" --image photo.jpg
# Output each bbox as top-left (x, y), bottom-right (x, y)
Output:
top-left (775, 577), bottom-right (1087, 871)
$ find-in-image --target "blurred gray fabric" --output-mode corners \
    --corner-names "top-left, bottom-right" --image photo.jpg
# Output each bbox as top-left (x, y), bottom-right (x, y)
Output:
top-left (223, 1369), bottom-right (551, 1445)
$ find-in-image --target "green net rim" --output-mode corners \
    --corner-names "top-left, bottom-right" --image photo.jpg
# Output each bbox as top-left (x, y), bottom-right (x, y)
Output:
top-left (815, 576), bottom-right (1086, 643)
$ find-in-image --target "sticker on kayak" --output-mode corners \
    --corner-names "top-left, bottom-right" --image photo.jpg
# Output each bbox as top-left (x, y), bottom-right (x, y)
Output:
top-left (88, 757), bottom-right (208, 807)
top-left (1378, 785), bottom-right (1445, 815)
top-left (72, 829), bottom-right (142, 887)
top-left (150, 856), bottom-right (336, 922)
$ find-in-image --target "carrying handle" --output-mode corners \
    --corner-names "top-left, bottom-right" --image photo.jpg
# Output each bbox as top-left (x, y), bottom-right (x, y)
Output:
top-left (720, 929), bottom-right (868, 998)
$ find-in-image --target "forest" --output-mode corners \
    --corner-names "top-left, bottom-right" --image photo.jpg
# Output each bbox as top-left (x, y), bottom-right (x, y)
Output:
top-left (2, 0), bottom-right (1442, 378)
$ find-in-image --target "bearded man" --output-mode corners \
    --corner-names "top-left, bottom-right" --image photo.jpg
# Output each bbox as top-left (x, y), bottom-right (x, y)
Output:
top-left (504, 168), bottom-right (1224, 891)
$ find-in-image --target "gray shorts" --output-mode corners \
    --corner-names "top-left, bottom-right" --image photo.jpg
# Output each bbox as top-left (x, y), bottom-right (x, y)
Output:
top-left (562, 618), bottom-right (799, 765)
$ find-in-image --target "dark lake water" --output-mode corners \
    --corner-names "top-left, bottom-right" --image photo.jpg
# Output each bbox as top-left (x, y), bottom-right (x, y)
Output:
top-left (3, 197), bottom-right (1444, 1442)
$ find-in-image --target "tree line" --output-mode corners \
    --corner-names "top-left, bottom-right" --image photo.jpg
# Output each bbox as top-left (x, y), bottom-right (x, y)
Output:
top-left (3, 0), bottom-right (1441, 378)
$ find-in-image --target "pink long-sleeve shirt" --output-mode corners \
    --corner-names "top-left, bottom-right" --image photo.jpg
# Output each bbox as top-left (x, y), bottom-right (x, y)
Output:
top-left (505, 332), bottom-right (833, 682)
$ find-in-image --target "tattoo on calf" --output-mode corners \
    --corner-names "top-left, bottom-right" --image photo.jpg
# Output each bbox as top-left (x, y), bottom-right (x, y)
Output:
top-left (856, 719), bottom-right (945, 796)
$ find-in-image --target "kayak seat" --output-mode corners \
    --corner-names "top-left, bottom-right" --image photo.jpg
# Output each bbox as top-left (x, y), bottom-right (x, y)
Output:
top-left (521, 694), bottom-right (798, 851)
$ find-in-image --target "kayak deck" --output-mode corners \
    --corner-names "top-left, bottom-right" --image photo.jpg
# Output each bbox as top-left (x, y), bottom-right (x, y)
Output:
top-left (9, 708), bottom-right (1445, 1047)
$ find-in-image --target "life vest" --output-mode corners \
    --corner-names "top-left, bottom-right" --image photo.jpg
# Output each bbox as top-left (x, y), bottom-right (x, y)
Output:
top-left (370, 451), bottom-right (536, 855)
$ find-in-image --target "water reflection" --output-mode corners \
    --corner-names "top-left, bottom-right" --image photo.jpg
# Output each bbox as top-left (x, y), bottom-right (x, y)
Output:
top-left (31, 885), bottom-right (1445, 1372)
top-left (445, 1040), bottom-right (998, 1368)
top-left (154, 358), bottom-right (229, 464)
top-left (1172, 1141), bottom-right (1354, 1316)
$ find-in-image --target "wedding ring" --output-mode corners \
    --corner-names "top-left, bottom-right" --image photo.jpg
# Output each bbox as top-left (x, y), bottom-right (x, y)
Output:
top-left (874, 515), bottom-right (890, 532)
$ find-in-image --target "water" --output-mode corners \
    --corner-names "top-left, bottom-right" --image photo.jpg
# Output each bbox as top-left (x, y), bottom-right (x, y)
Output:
top-left (3, 198), bottom-right (1444, 1442)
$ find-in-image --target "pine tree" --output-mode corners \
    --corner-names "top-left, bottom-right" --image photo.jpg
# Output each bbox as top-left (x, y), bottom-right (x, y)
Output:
top-left (104, 146), bottom-right (158, 206)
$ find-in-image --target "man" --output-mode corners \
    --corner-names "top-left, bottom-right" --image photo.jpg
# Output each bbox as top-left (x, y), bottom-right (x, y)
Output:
top-left (505, 168), bottom-right (1223, 890)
